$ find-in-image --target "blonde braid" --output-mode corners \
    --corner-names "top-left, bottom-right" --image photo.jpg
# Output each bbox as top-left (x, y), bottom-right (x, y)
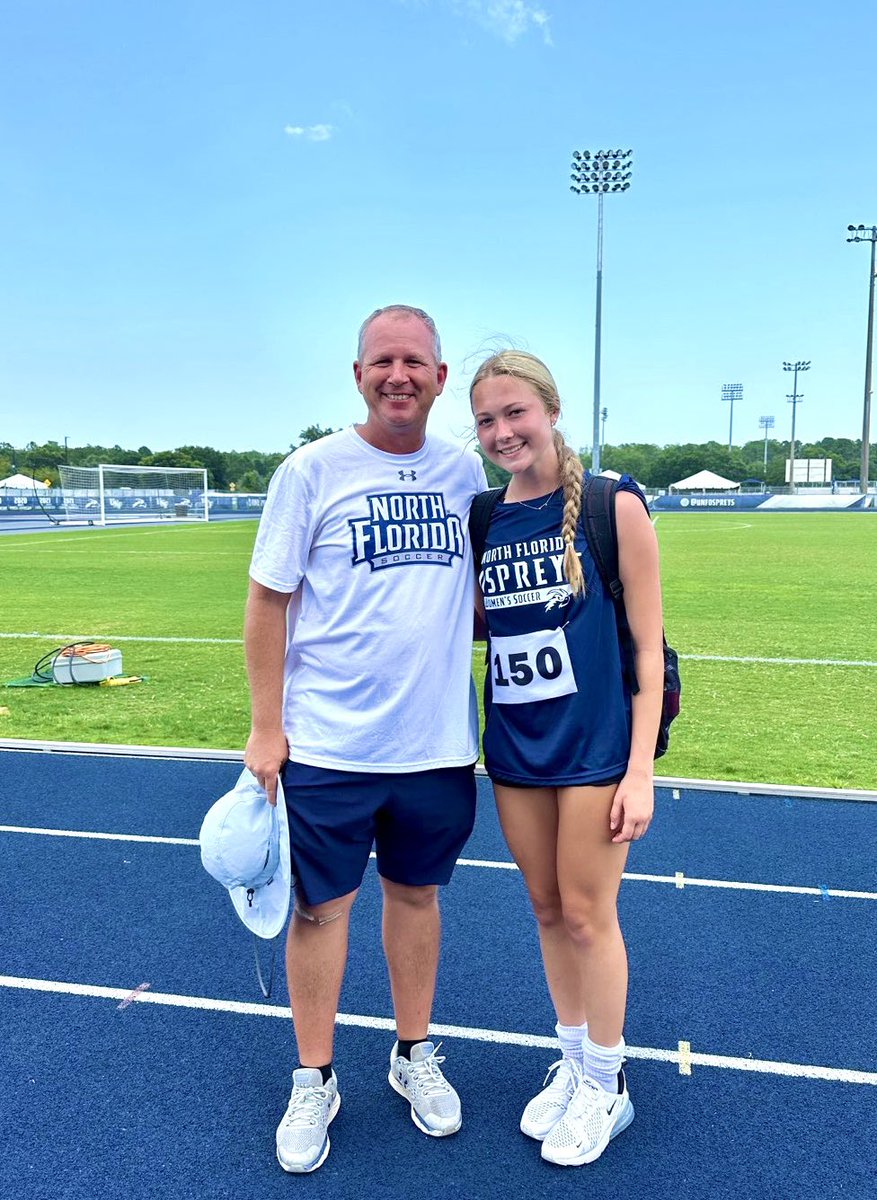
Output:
top-left (554, 429), bottom-right (585, 596)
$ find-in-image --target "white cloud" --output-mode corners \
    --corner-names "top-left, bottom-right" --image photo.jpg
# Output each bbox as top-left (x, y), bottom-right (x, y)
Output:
top-left (456, 1), bottom-right (552, 45)
top-left (284, 124), bottom-right (335, 142)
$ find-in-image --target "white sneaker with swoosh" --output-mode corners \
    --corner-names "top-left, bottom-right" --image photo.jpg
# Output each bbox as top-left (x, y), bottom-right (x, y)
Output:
top-left (541, 1068), bottom-right (634, 1166)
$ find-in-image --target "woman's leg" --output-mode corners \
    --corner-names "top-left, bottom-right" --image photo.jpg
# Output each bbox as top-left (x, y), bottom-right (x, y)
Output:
top-left (555, 783), bottom-right (630, 1047)
top-left (493, 783), bottom-right (587, 1025)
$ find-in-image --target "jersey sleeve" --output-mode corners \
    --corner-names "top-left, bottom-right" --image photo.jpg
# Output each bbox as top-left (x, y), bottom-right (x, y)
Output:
top-left (473, 452), bottom-right (490, 494)
top-left (616, 473), bottom-right (649, 514)
top-left (249, 453), bottom-right (316, 593)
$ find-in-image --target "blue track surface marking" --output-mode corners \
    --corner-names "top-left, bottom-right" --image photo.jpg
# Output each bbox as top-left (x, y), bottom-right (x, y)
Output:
top-left (1, 747), bottom-right (875, 1200)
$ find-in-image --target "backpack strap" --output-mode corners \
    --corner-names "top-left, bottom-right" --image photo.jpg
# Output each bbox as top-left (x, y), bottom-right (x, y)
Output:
top-left (469, 485), bottom-right (507, 573)
top-left (582, 474), bottom-right (639, 694)
top-left (582, 474), bottom-right (623, 601)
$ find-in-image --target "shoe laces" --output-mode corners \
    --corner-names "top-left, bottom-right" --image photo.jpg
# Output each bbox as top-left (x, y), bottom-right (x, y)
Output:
top-left (539, 1057), bottom-right (579, 1096)
top-left (283, 1082), bottom-right (331, 1129)
top-left (566, 1071), bottom-right (606, 1119)
top-left (407, 1043), bottom-right (451, 1096)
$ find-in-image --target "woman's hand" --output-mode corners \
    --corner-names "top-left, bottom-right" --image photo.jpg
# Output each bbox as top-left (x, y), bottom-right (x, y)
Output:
top-left (609, 768), bottom-right (654, 843)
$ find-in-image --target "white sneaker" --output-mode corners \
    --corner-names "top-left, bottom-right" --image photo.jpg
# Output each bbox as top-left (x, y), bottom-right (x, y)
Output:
top-left (276, 1068), bottom-right (340, 1173)
top-left (520, 1057), bottom-right (579, 1141)
top-left (388, 1041), bottom-right (462, 1136)
top-left (540, 1069), bottom-right (634, 1166)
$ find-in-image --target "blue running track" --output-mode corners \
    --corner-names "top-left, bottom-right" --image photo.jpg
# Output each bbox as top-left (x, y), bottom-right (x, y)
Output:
top-left (1, 747), bottom-right (874, 1199)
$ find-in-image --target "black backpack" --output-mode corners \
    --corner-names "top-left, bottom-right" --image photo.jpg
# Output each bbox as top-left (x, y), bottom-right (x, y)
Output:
top-left (469, 475), bottom-right (681, 759)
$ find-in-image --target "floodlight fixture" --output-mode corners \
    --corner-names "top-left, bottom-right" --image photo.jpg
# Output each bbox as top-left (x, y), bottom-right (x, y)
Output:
top-left (758, 414), bottom-right (775, 471)
top-left (783, 361), bottom-right (810, 494)
top-left (569, 147), bottom-right (634, 473)
top-left (846, 222), bottom-right (876, 493)
top-left (721, 383), bottom-right (743, 450)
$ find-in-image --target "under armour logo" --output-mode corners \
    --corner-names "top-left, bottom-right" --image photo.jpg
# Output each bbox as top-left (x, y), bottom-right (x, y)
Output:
top-left (398, 470), bottom-right (417, 481)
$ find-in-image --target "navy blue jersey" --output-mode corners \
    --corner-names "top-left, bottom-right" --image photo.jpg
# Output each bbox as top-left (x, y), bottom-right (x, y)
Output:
top-left (479, 475), bottom-right (644, 786)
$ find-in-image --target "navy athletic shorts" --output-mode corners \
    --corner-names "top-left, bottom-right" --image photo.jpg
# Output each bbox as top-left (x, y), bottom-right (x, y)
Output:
top-left (279, 760), bottom-right (477, 906)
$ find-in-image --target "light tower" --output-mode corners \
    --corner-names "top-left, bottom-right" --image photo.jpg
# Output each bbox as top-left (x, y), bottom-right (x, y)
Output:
top-left (846, 224), bottom-right (876, 494)
top-left (721, 383), bottom-right (743, 451)
top-left (758, 415), bottom-right (775, 473)
top-left (570, 149), bottom-right (632, 474)
top-left (783, 361), bottom-right (810, 494)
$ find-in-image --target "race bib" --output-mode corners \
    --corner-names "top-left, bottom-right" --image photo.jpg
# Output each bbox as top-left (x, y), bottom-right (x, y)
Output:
top-left (489, 628), bottom-right (578, 705)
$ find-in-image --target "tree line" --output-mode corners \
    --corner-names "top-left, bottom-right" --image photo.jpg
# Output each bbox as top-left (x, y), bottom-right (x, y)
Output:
top-left (472, 435), bottom-right (863, 489)
top-left (1, 428), bottom-right (865, 492)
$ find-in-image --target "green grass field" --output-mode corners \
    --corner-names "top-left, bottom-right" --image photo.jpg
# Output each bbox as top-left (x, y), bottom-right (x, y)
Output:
top-left (1, 513), bottom-right (875, 789)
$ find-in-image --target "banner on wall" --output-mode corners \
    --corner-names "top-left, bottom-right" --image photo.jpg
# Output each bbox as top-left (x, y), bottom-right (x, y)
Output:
top-left (650, 493), bottom-right (869, 512)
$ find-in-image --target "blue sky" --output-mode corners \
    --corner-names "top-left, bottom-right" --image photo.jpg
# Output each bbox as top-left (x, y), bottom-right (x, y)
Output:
top-left (3, 0), bottom-right (876, 459)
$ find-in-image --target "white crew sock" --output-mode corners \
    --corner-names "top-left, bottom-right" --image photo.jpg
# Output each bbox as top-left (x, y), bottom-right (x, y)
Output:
top-left (555, 1021), bottom-right (588, 1066)
top-left (582, 1034), bottom-right (625, 1093)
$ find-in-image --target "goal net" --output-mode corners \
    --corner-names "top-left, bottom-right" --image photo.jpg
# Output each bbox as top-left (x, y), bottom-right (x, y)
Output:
top-left (58, 464), bottom-right (209, 525)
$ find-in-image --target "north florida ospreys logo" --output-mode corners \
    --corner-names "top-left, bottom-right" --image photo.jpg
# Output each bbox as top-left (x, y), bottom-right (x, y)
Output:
top-left (480, 536), bottom-right (575, 611)
top-left (349, 492), bottom-right (464, 571)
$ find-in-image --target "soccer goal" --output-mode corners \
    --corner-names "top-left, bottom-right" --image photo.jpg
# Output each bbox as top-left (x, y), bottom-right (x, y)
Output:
top-left (58, 464), bottom-right (209, 525)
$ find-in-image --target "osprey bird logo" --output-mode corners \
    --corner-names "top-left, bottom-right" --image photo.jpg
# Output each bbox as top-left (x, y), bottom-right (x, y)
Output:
top-left (544, 588), bottom-right (571, 612)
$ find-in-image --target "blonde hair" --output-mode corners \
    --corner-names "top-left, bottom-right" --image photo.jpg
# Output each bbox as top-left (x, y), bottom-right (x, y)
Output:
top-left (470, 351), bottom-right (585, 596)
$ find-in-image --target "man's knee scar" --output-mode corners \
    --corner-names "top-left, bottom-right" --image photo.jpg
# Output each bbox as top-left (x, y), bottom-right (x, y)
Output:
top-left (294, 900), bottom-right (344, 926)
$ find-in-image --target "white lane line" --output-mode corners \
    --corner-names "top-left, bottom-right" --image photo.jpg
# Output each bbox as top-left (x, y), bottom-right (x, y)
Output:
top-left (2, 631), bottom-right (873, 666)
top-left (26, 550), bottom-right (249, 556)
top-left (683, 653), bottom-right (877, 668)
top-left (623, 871), bottom-right (876, 901)
top-left (0, 632), bottom-right (243, 645)
top-left (0, 825), bottom-right (198, 846)
top-left (663, 522), bottom-right (753, 532)
top-left (2, 975), bottom-right (875, 1086)
top-left (0, 529), bottom-right (208, 548)
top-left (2, 825), bottom-right (875, 900)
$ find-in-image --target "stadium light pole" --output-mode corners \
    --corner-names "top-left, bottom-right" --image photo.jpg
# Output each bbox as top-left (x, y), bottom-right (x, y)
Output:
top-left (846, 224), bottom-right (876, 494)
top-left (758, 415), bottom-right (775, 473)
top-left (570, 149), bottom-right (632, 474)
top-left (783, 361), bottom-right (810, 495)
top-left (721, 383), bottom-right (743, 451)
top-left (601, 406), bottom-right (608, 452)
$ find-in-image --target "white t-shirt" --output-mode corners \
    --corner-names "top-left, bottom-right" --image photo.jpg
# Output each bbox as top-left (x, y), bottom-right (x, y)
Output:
top-left (249, 425), bottom-right (488, 772)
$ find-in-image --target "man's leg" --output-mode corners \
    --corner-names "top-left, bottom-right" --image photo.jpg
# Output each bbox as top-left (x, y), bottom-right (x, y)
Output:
top-left (275, 888), bottom-right (358, 1174)
top-left (381, 877), bottom-right (461, 1136)
top-left (275, 761), bottom-right (376, 1173)
top-left (287, 888), bottom-right (359, 1066)
top-left (376, 766), bottom-right (473, 1137)
top-left (377, 765), bottom-right (475, 1034)
top-left (380, 878), bottom-right (439, 1039)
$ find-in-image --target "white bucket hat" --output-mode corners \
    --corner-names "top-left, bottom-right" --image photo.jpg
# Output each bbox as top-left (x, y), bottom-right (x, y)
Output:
top-left (199, 766), bottom-right (291, 939)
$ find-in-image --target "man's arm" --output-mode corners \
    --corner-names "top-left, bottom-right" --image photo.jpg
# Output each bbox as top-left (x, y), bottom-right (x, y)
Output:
top-left (244, 578), bottom-right (294, 806)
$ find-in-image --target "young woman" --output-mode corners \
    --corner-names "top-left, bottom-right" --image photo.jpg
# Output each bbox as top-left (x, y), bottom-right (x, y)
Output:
top-left (470, 351), bottom-right (664, 1167)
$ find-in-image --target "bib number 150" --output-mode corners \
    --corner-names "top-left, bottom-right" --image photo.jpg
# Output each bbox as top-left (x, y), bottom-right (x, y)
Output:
top-left (489, 628), bottom-right (578, 705)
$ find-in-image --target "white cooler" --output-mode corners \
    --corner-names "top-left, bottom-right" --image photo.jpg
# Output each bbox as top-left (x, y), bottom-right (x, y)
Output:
top-left (52, 647), bottom-right (123, 684)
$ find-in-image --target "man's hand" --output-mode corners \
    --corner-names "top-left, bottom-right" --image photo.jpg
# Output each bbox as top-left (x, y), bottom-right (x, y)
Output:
top-left (244, 729), bottom-right (289, 806)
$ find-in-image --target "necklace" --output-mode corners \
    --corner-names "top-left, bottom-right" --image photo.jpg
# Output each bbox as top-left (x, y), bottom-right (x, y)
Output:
top-left (508, 486), bottom-right (561, 511)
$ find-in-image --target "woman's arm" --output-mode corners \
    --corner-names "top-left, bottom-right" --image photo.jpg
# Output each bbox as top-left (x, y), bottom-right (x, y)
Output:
top-left (608, 490), bottom-right (664, 842)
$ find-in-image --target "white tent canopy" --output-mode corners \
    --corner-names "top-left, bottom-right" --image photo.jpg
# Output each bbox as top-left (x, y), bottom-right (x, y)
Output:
top-left (669, 469), bottom-right (740, 493)
top-left (0, 473), bottom-right (49, 490)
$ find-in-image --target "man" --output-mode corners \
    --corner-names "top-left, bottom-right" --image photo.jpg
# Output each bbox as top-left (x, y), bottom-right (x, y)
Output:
top-left (244, 304), bottom-right (487, 1173)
